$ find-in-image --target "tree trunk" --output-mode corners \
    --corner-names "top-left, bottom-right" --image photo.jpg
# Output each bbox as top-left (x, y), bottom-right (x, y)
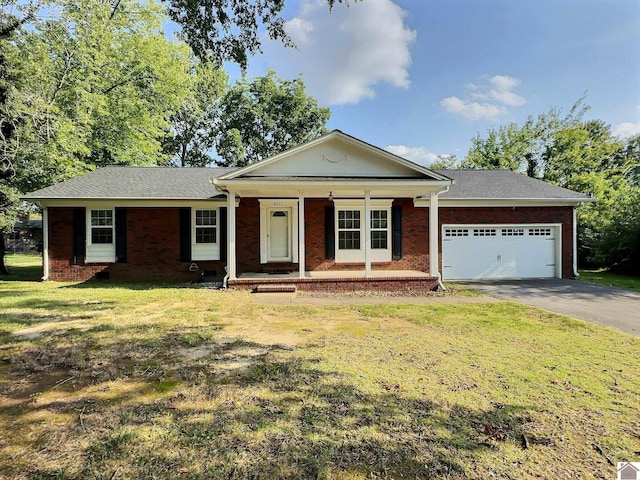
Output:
top-left (0, 234), bottom-right (8, 275)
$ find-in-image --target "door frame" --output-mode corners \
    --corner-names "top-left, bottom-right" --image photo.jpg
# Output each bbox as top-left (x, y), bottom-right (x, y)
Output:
top-left (259, 199), bottom-right (299, 264)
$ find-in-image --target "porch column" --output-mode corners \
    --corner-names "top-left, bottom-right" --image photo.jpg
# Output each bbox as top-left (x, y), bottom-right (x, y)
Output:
top-left (298, 195), bottom-right (305, 278)
top-left (429, 191), bottom-right (439, 278)
top-left (42, 207), bottom-right (49, 281)
top-left (364, 190), bottom-right (372, 277)
top-left (227, 190), bottom-right (237, 281)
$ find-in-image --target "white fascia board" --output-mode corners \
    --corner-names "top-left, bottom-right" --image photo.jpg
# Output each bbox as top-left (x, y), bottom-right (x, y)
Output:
top-left (30, 198), bottom-right (233, 208)
top-left (414, 198), bottom-right (593, 208)
top-left (213, 179), bottom-right (452, 198)
top-left (215, 130), bottom-right (452, 182)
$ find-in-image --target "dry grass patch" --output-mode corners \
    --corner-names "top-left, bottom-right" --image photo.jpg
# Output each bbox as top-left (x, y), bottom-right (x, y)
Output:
top-left (1, 257), bottom-right (639, 479)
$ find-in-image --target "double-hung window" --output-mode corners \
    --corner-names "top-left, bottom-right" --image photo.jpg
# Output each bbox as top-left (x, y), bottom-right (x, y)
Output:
top-left (334, 200), bottom-right (392, 263)
top-left (90, 210), bottom-right (113, 244)
top-left (338, 210), bottom-right (361, 250)
top-left (192, 208), bottom-right (220, 261)
top-left (86, 208), bottom-right (116, 263)
top-left (195, 210), bottom-right (216, 244)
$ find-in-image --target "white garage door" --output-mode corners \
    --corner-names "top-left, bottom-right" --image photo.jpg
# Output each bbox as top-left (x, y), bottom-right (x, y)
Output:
top-left (442, 225), bottom-right (559, 280)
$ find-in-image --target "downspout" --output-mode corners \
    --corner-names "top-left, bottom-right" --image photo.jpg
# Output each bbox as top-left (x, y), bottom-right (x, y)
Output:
top-left (573, 206), bottom-right (579, 278)
top-left (41, 206), bottom-right (49, 281)
top-left (430, 186), bottom-right (449, 292)
top-left (210, 178), bottom-right (231, 288)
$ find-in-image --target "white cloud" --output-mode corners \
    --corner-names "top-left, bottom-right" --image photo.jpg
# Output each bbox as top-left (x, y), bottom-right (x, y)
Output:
top-left (440, 96), bottom-right (506, 121)
top-left (385, 145), bottom-right (441, 166)
top-left (442, 74), bottom-right (526, 121)
top-left (258, 0), bottom-right (416, 105)
top-left (613, 122), bottom-right (640, 138)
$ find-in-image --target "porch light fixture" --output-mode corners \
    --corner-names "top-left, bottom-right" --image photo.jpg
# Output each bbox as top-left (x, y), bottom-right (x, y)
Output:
top-left (328, 191), bottom-right (334, 201)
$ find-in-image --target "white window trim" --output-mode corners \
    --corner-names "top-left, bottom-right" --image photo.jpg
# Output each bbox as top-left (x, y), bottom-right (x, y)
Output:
top-left (86, 207), bottom-right (116, 263)
top-left (259, 199), bottom-right (299, 264)
top-left (192, 208), bottom-right (220, 261)
top-left (333, 199), bottom-right (392, 263)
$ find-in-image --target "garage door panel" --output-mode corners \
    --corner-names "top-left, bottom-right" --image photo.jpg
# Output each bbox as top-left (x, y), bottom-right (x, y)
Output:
top-left (442, 225), bottom-right (558, 280)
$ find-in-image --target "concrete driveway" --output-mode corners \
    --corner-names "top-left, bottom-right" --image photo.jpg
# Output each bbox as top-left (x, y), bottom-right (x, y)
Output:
top-left (461, 279), bottom-right (640, 336)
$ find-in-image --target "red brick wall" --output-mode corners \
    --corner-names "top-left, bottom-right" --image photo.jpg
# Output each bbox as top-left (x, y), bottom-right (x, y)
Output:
top-left (439, 206), bottom-right (574, 278)
top-left (47, 203), bottom-right (575, 282)
top-left (305, 198), bottom-right (431, 272)
top-left (47, 207), bottom-right (225, 282)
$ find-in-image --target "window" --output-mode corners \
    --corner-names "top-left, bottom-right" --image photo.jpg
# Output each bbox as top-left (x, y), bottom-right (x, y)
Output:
top-left (370, 210), bottom-right (388, 249)
top-left (90, 209), bottom-right (113, 244)
top-left (445, 228), bottom-right (469, 237)
top-left (473, 228), bottom-right (496, 237)
top-left (338, 210), bottom-right (360, 250)
top-left (529, 227), bottom-right (552, 236)
top-left (501, 228), bottom-right (524, 236)
top-left (195, 210), bottom-right (217, 244)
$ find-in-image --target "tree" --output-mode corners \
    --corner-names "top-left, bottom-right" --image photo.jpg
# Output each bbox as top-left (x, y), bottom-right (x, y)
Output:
top-left (464, 100), bottom-right (639, 273)
top-left (429, 154), bottom-right (461, 170)
top-left (165, 0), bottom-right (355, 68)
top-left (164, 62), bottom-right (228, 167)
top-left (0, 0), bottom-right (194, 273)
top-left (215, 71), bottom-right (330, 167)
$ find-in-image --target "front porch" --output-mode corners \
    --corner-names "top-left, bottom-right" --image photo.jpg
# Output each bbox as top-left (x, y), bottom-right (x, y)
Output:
top-left (228, 269), bottom-right (440, 292)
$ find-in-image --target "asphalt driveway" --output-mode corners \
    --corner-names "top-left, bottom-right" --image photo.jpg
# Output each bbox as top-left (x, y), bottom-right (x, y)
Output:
top-left (461, 279), bottom-right (640, 336)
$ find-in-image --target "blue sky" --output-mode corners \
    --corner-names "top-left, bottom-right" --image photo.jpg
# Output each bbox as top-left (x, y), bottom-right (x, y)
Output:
top-left (233, 0), bottom-right (640, 165)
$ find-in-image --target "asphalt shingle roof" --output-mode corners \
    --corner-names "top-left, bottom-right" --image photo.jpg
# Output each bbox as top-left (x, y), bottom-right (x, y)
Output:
top-left (434, 169), bottom-right (592, 200)
top-left (22, 166), bottom-right (236, 200)
top-left (22, 166), bottom-right (591, 202)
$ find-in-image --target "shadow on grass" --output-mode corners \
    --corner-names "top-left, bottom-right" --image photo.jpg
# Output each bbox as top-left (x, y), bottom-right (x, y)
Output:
top-left (2, 319), bottom-right (537, 480)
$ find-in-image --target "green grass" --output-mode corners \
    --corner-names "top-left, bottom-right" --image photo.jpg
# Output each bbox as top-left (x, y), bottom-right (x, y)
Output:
top-left (0, 258), bottom-right (639, 479)
top-left (579, 269), bottom-right (640, 292)
top-left (4, 253), bottom-right (42, 281)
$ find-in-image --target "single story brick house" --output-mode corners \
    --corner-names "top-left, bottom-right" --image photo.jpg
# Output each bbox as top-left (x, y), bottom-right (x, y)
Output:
top-left (23, 130), bottom-right (592, 291)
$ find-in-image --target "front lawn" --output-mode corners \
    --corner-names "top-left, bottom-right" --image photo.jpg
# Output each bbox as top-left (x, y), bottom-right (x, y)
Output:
top-left (579, 269), bottom-right (640, 292)
top-left (1, 260), bottom-right (639, 479)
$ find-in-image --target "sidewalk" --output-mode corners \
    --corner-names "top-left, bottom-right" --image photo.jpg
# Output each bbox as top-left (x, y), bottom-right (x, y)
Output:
top-left (252, 292), bottom-right (503, 306)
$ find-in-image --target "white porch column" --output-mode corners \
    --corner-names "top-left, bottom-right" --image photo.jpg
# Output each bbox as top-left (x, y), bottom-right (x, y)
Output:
top-left (227, 190), bottom-right (237, 281)
top-left (429, 191), bottom-right (440, 278)
top-left (42, 207), bottom-right (49, 280)
top-left (364, 191), bottom-right (372, 277)
top-left (298, 195), bottom-right (305, 278)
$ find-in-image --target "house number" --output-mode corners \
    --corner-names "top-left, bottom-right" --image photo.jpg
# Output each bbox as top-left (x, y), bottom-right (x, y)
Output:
top-left (273, 202), bottom-right (284, 206)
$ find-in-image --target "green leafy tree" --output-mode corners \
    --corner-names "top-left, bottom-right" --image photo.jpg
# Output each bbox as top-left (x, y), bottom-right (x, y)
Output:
top-left (429, 154), bottom-right (461, 170)
top-left (0, 0), bottom-right (194, 273)
top-left (164, 62), bottom-right (228, 167)
top-left (215, 71), bottom-right (330, 167)
top-left (464, 100), bottom-right (639, 272)
top-left (165, 0), bottom-right (355, 68)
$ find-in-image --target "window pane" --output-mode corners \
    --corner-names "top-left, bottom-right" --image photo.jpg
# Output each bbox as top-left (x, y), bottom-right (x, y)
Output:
top-left (371, 231), bottom-right (387, 249)
top-left (91, 210), bottom-right (113, 226)
top-left (91, 227), bottom-right (113, 244)
top-left (196, 210), bottom-right (216, 226)
top-left (371, 210), bottom-right (387, 229)
top-left (195, 227), bottom-right (216, 244)
top-left (338, 231), bottom-right (360, 250)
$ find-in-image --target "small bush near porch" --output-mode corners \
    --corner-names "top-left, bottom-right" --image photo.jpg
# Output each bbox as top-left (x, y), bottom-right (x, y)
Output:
top-left (1, 257), bottom-right (639, 479)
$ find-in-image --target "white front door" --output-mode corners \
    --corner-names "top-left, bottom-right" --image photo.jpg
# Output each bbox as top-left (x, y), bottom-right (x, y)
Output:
top-left (268, 209), bottom-right (291, 261)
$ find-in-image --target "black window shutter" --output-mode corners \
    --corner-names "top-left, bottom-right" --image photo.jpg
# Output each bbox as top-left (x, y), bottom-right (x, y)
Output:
top-left (72, 208), bottom-right (85, 264)
top-left (392, 205), bottom-right (402, 259)
top-left (219, 207), bottom-right (227, 262)
top-left (179, 207), bottom-right (191, 262)
top-left (115, 208), bottom-right (127, 263)
top-left (325, 205), bottom-right (335, 260)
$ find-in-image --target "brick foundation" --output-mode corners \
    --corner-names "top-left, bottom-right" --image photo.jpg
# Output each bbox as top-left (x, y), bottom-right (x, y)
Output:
top-left (229, 275), bottom-right (439, 292)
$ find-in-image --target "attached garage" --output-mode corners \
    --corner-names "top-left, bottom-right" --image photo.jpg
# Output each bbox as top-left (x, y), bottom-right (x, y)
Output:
top-left (441, 224), bottom-right (561, 280)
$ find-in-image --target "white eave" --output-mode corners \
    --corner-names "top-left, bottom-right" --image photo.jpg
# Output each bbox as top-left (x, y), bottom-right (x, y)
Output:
top-left (414, 197), bottom-right (595, 207)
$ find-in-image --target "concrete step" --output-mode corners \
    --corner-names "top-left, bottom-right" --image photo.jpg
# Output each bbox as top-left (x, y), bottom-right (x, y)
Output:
top-left (254, 284), bottom-right (297, 293)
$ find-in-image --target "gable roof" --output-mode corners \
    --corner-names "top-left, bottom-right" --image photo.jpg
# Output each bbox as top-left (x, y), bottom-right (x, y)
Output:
top-left (434, 169), bottom-right (593, 201)
top-left (22, 166), bottom-right (235, 200)
top-left (216, 130), bottom-right (451, 182)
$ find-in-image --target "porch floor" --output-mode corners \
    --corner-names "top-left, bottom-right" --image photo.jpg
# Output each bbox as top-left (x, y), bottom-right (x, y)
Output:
top-left (237, 270), bottom-right (432, 280)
